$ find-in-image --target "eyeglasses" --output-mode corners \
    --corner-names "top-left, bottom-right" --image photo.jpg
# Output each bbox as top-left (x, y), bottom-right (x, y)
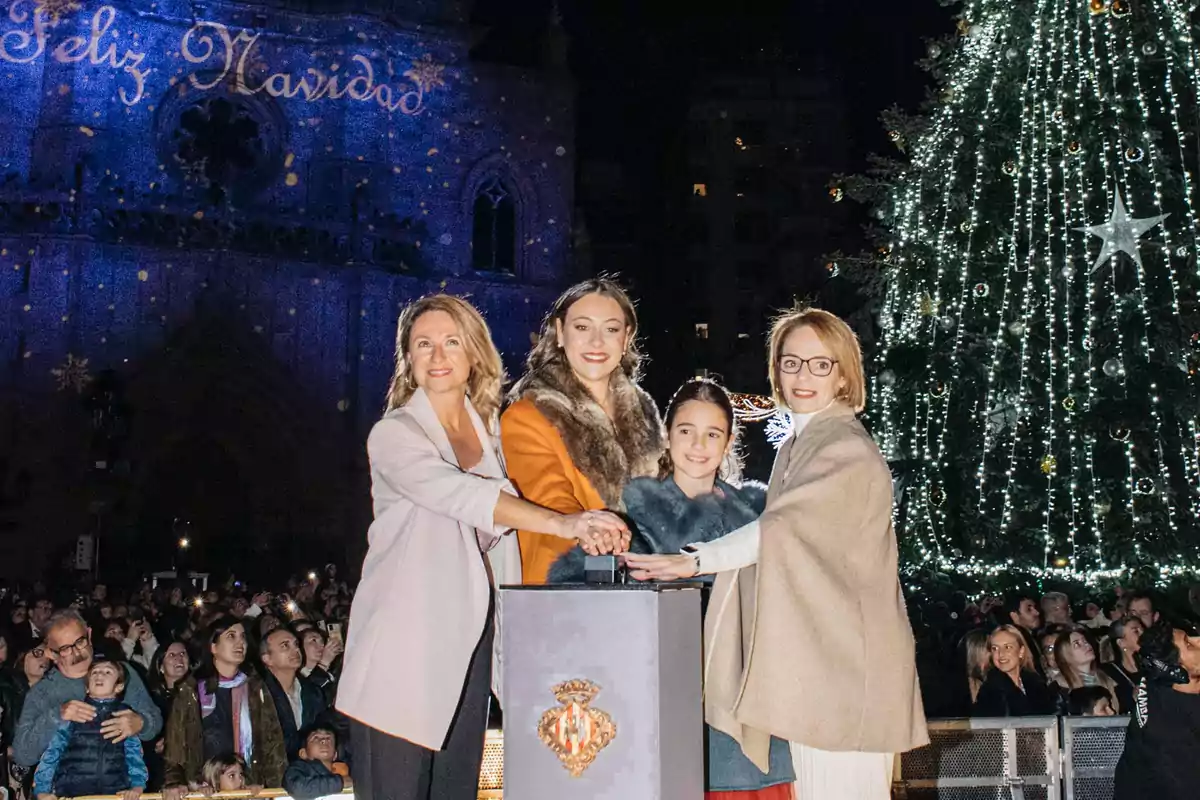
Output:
top-left (30, 647), bottom-right (45, 658)
top-left (778, 356), bottom-right (838, 377)
top-left (50, 635), bottom-right (91, 658)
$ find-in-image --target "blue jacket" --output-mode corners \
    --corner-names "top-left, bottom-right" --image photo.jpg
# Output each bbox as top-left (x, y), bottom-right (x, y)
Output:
top-left (574, 476), bottom-right (794, 791)
top-left (33, 697), bottom-right (149, 796)
top-left (13, 663), bottom-right (162, 767)
top-left (283, 759), bottom-right (347, 800)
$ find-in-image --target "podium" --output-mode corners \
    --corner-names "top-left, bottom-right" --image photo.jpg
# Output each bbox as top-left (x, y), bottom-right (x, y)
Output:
top-left (500, 584), bottom-right (705, 800)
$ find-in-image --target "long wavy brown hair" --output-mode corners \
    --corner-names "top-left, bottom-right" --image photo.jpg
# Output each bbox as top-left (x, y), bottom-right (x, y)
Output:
top-left (384, 295), bottom-right (506, 430)
top-left (521, 277), bottom-right (643, 384)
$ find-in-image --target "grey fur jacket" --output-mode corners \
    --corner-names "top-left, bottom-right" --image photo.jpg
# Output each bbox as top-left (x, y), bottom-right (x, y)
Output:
top-left (547, 476), bottom-right (767, 583)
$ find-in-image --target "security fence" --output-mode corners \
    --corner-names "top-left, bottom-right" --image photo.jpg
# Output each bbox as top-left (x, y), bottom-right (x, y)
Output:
top-left (894, 716), bottom-right (1129, 800)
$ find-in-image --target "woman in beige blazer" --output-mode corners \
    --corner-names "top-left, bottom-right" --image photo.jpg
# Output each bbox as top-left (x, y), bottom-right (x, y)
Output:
top-left (626, 307), bottom-right (928, 800)
top-left (337, 295), bottom-right (628, 800)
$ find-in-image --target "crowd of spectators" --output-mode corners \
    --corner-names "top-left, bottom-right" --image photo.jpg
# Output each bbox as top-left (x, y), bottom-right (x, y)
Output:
top-left (0, 568), bottom-right (357, 800)
top-left (915, 586), bottom-right (1179, 722)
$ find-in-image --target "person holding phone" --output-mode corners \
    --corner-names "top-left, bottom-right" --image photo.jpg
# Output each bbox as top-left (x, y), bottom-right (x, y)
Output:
top-left (120, 614), bottom-right (159, 672)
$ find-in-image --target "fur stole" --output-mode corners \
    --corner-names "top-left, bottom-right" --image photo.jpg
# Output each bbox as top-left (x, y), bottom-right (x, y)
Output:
top-left (508, 359), bottom-right (664, 509)
top-left (547, 477), bottom-right (766, 583)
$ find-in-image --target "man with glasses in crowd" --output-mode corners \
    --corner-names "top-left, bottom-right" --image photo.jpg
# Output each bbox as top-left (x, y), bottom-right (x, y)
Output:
top-left (10, 609), bottom-right (162, 770)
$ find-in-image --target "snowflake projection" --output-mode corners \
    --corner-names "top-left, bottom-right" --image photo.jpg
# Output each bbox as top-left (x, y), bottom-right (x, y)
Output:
top-left (765, 411), bottom-right (795, 449)
top-left (405, 54), bottom-right (446, 94)
top-left (51, 353), bottom-right (92, 393)
top-left (35, 0), bottom-right (81, 22)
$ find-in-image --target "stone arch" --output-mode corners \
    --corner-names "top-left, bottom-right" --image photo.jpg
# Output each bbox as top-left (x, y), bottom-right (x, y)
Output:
top-left (460, 153), bottom-right (538, 277)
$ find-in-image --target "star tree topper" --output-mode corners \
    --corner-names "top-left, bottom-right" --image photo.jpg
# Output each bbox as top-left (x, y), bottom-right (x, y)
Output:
top-left (1074, 189), bottom-right (1169, 275)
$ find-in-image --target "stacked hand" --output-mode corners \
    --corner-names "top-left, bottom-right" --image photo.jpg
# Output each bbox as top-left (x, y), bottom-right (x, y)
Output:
top-left (560, 510), bottom-right (630, 555)
top-left (622, 553), bottom-right (699, 582)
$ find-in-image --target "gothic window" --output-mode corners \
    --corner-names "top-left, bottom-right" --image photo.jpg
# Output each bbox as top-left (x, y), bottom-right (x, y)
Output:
top-left (471, 177), bottom-right (517, 274)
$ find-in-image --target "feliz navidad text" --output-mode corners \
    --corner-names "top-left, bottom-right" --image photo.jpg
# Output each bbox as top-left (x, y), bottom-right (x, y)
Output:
top-left (0, 1), bottom-right (445, 113)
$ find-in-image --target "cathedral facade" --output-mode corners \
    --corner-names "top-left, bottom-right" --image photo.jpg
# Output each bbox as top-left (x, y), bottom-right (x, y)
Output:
top-left (0, 0), bottom-right (574, 578)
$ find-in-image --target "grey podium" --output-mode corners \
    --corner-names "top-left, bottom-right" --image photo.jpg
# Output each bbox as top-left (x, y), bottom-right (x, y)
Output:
top-left (499, 583), bottom-right (705, 800)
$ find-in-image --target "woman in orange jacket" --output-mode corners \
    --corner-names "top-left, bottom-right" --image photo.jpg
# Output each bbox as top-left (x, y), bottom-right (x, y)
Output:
top-left (501, 278), bottom-right (665, 583)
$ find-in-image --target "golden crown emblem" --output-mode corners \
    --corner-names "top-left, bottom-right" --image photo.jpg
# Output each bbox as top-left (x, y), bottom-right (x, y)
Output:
top-left (536, 678), bottom-right (617, 777)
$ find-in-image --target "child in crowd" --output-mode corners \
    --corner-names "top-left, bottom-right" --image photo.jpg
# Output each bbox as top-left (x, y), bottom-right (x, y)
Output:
top-left (33, 657), bottom-right (148, 800)
top-left (201, 753), bottom-right (249, 792)
top-left (1068, 686), bottom-right (1117, 717)
top-left (283, 724), bottom-right (352, 800)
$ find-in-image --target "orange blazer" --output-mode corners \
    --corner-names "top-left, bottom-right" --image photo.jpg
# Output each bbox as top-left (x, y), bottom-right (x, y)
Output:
top-left (500, 398), bottom-right (605, 584)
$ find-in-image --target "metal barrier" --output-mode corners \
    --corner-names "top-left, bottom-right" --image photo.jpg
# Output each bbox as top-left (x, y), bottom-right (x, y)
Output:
top-left (1061, 716), bottom-right (1128, 800)
top-left (59, 718), bottom-right (1132, 800)
top-left (894, 716), bottom-right (1061, 799)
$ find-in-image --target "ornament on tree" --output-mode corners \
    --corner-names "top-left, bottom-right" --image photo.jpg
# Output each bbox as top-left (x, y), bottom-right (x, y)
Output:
top-left (929, 380), bottom-right (948, 398)
top-left (1002, 160), bottom-right (1017, 176)
top-left (889, 130), bottom-right (903, 144)
top-left (1134, 477), bottom-right (1155, 495)
top-left (929, 485), bottom-right (947, 507)
top-left (1102, 358), bottom-right (1124, 377)
top-left (960, 220), bottom-right (973, 233)
top-left (1125, 146), bottom-right (1145, 163)
top-left (1006, 48), bottom-right (1019, 61)
top-left (938, 315), bottom-right (956, 331)
top-left (825, 261), bottom-right (840, 277)
top-left (1109, 426), bottom-right (1131, 442)
top-left (1009, 321), bottom-right (1027, 335)
top-left (973, 282), bottom-right (990, 298)
top-left (1110, 0), bottom-right (1130, 17)
top-left (1061, 264), bottom-right (1077, 280)
top-left (919, 292), bottom-right (939, 316)
top-left (1143, 42), bottom-right (1158, 56)
top-left (1074, 189), bottom-right (1169, 275)
top-left (928, 43), bottom-right (942, 59)
top-left (829, 186), bottom-right (844, 203)
top-left (1053, 108), bottom-right (1065, 122)
top-left (1088, 0), bottom-right (1109, 14)
top-left (987, 392), bottom-right (1020, 437)
top-left (1040, 455), bottom-right (1058, 475)
top-left (1082, 335), bottom-right (1096, 351)
top-left (956, 19), bottom-right (971, 36)
top-left (1067, 141), bottom-right (1082, 155)
top-left (1176, 245), bottom-right (1189, 258)
top-left (879, 369), bottom-right (897, 387)
top-left (953, 133), bottom-right (965, 146)
top-left (1062, 396), bottom-right (1076, 412)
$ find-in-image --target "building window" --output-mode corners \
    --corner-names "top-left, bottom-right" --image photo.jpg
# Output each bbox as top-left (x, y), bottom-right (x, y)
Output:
top-left (695, 322), bottom-right (709, 340)
top-left (472, 177), bottom-right (516, 274)
top-left (693, 183), bottom-right (707, 197)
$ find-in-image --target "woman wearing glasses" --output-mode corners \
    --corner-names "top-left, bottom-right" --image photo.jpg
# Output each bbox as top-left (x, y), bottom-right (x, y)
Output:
top-left (626, 307), bottom-right (928, 800)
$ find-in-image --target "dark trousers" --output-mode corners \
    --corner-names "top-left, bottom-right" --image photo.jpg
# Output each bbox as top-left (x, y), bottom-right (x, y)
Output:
top-left (350, 606), bottom-right (494, 800)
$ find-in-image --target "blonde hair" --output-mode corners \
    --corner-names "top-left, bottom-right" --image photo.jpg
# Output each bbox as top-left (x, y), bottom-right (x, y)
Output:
top-left (1053, 628), bottom-right (1121, 710)
top-left (989, 625), bottom-right (1037, 674)
top-left (521, 277), bottom-right (643, 383)
top-left (962, 629), bottom-right (990, 702)
top-left (767, 307), bottom-right (866, 412)
top-left (202, 753), bottom-right (246, 791)
top-left (384, 295), bottom-right (506, 429)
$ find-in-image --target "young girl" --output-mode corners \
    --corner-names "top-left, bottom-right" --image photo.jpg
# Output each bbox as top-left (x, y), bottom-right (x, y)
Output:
top-left (549, 379), bottom-right (794, 799)
top-left (201, 753), bottom-right (247, 792)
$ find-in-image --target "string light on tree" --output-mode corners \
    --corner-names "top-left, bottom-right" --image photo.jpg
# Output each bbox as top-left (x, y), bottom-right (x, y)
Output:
top-left (838, 0), bottom-right (1200, 580)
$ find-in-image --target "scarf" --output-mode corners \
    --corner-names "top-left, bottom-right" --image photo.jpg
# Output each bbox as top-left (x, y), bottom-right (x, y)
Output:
top-left (199, 672), bottom-right (254, 765)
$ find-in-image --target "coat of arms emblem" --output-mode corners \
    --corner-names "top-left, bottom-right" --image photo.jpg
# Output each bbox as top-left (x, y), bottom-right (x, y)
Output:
top-left (536, 678), bottom-right (617, 777)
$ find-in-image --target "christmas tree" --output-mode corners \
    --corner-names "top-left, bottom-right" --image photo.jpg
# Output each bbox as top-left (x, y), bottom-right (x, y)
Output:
top-left (835, 0), bottom-right (1200, 580)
